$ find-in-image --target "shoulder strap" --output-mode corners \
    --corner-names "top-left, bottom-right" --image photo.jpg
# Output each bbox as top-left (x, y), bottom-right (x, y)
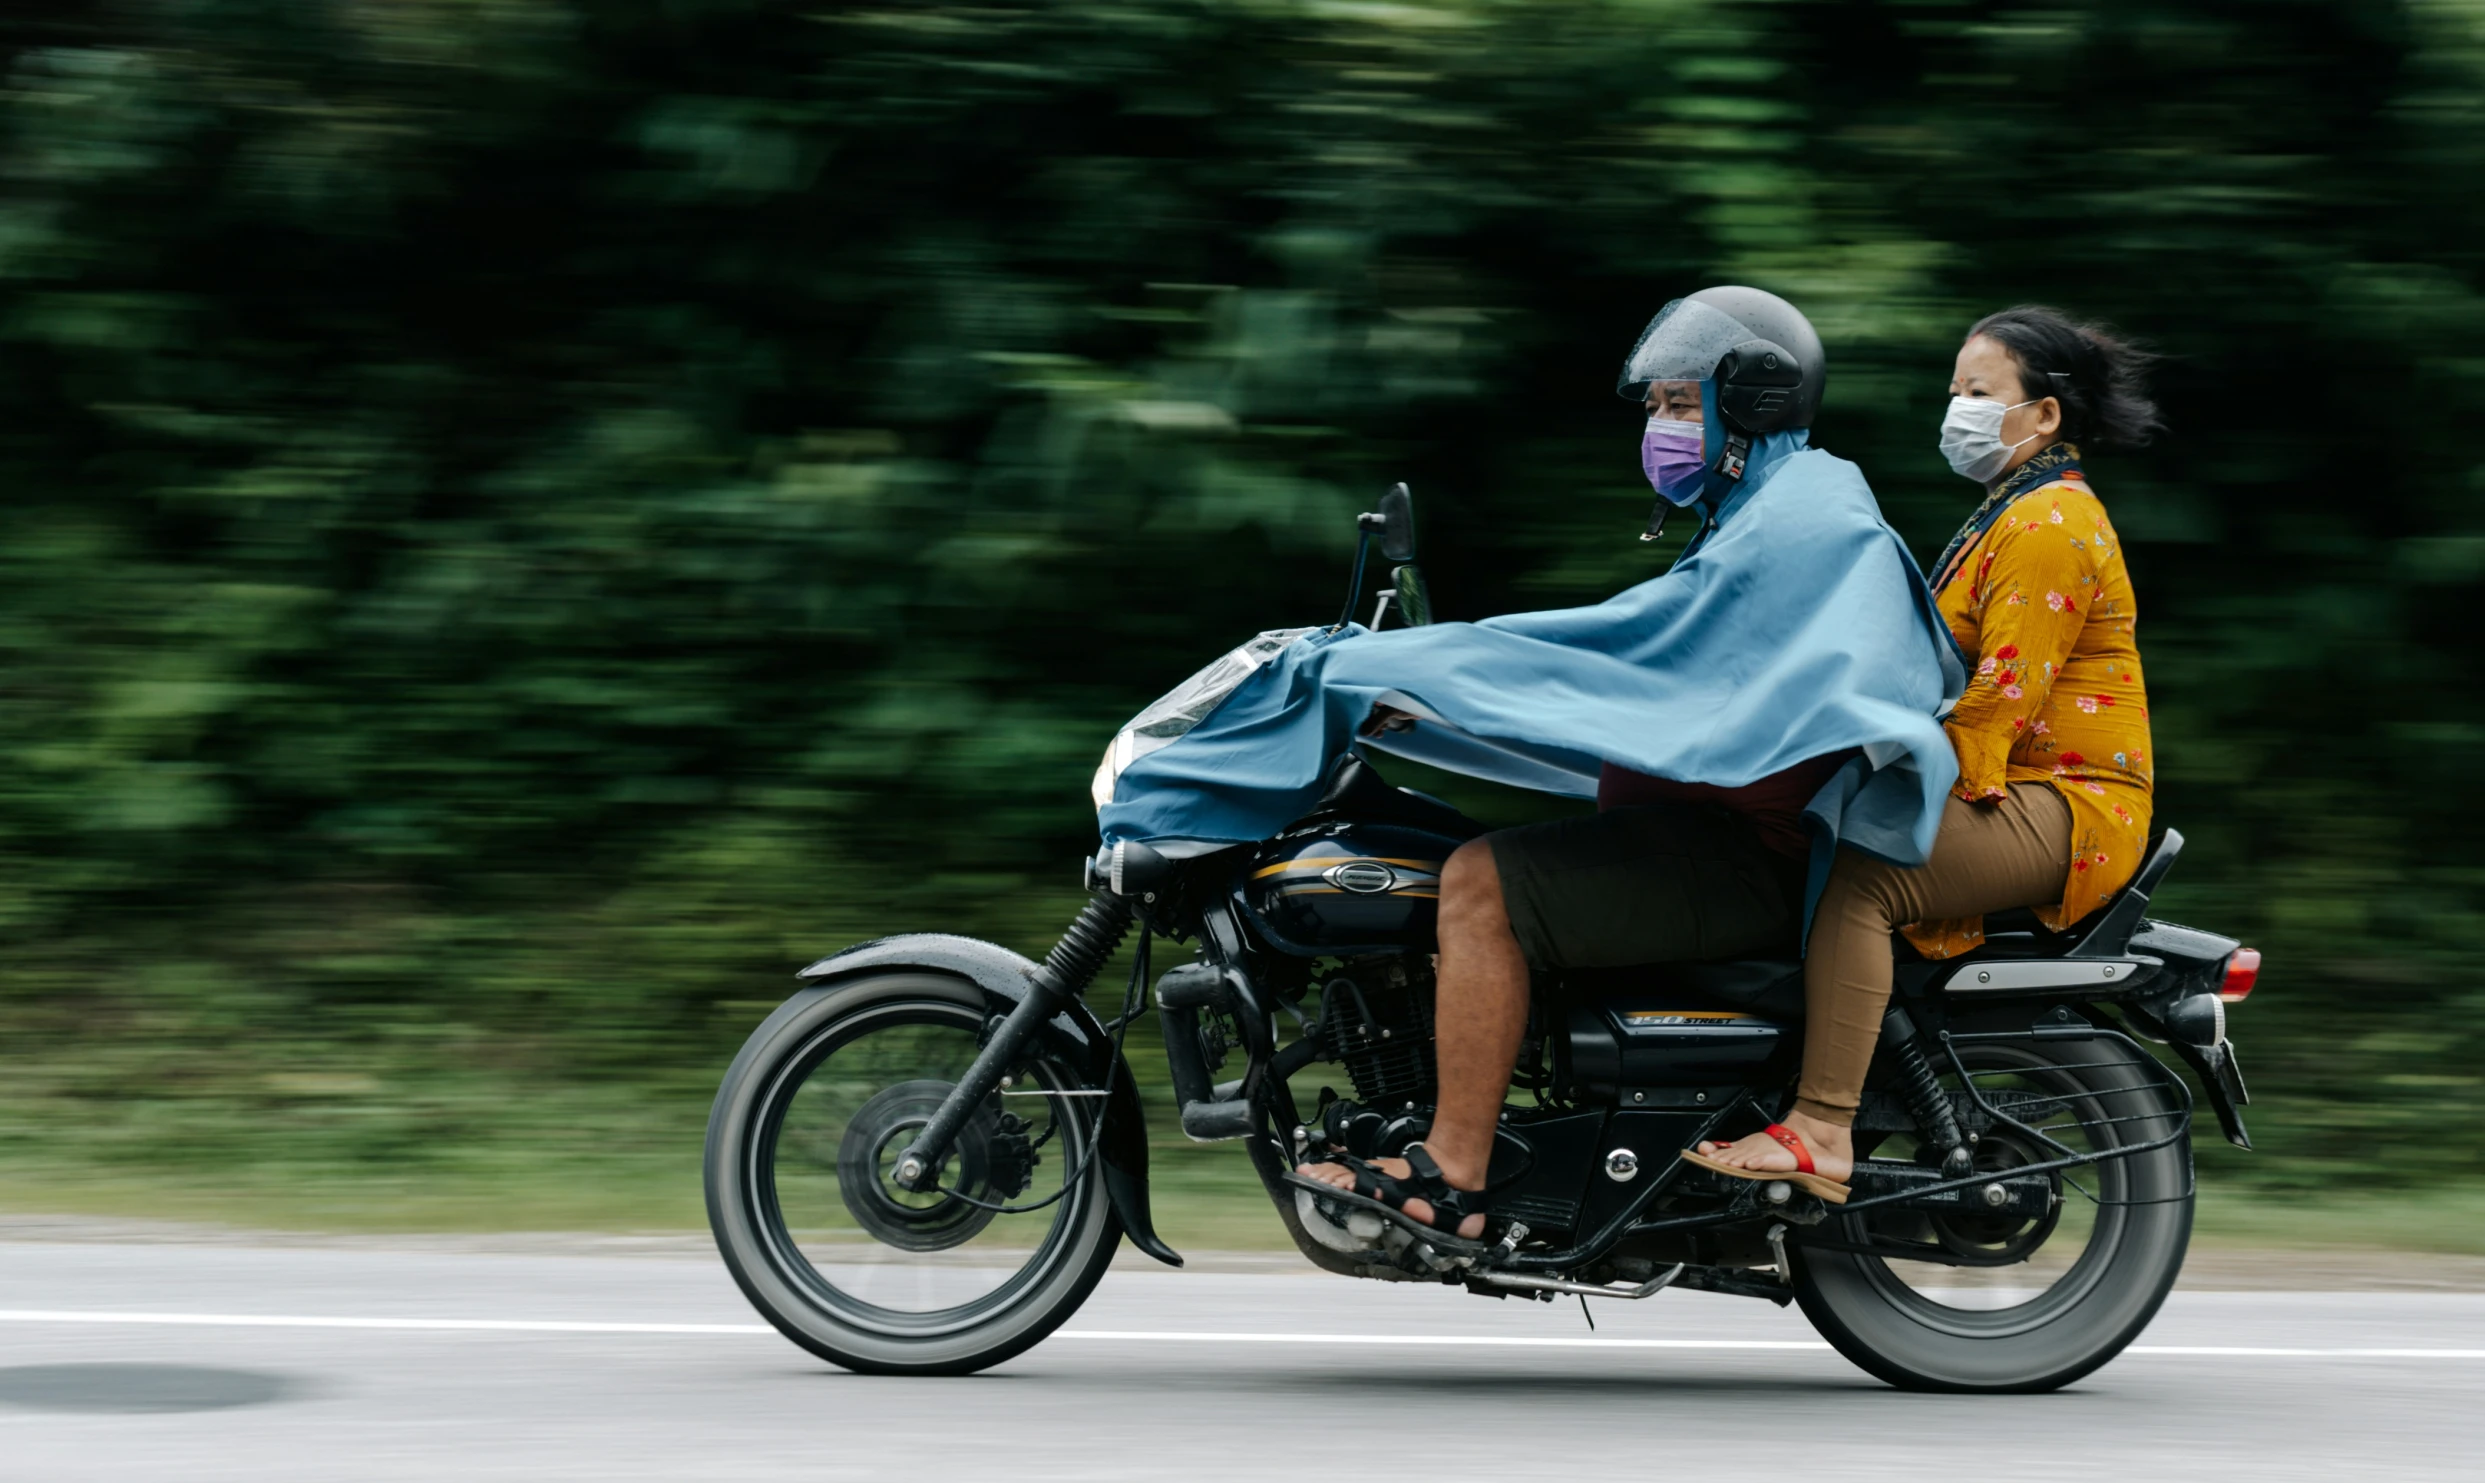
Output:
top-left (1929, 443), bottom-right (2085, 593)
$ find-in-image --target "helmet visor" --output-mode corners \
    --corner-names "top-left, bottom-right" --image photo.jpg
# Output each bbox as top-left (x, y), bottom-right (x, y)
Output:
top-left (1616, 297), bottom-right (1755, 401)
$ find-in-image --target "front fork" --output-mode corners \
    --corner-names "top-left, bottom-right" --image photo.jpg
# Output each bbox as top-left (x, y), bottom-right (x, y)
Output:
top-left (892, 893), bottom-right (1135, 1191)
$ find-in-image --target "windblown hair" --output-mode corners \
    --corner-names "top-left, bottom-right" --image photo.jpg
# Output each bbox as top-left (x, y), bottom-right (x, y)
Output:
top-left (1968, 305), bottom-right (2165, 452)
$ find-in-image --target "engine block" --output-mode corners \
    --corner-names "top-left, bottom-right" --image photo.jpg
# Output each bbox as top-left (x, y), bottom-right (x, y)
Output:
top-left (1314, 955), bottom-right (1436, 1109)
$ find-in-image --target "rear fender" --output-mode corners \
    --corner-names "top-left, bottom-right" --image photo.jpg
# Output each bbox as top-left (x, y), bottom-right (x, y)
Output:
top-left (796, 933), bottom-right (1181, 1267)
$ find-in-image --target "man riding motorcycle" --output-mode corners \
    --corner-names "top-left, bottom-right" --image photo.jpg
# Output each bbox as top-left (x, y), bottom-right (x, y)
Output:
top-left (1294, 287), bottom-right (1938, 1235)
top-left (710, 285), bottom-right (2235, 1393)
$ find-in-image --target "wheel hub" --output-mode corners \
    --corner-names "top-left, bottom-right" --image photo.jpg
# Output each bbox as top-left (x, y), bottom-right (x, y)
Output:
top-left (836, 1080), bottom-right (1003, 1252)
top-left (1929, 1130), bottom-right (2062, 1260)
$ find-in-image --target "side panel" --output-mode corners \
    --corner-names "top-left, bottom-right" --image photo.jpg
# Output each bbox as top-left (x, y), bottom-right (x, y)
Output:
top-left (795, 933), bottom-right (1181, 1268)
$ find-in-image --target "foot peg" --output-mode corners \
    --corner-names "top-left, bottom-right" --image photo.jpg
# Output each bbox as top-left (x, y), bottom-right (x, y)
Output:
top-left (1155, 963), bottom-right (1235, 1011)
top-left (1179, 1098), bottom-right (1252, 1140)
top-left (1468, 1263), bottom-right (1685, 1301)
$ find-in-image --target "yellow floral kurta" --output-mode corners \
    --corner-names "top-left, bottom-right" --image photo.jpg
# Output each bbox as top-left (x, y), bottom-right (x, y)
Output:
top-left (1903, 462), bottom-right (2154, 959)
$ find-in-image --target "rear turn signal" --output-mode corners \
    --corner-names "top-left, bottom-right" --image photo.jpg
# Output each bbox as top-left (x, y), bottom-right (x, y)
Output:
top-left (2219, 948), bottom-right (2262, 1003)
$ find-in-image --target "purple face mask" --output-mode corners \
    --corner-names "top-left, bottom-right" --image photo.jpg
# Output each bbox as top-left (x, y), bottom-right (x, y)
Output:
top-left (1641, 417), bottom-right (1709, 503)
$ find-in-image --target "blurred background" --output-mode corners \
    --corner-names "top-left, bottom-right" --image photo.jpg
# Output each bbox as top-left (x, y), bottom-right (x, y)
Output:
top-left (0, 0), bottom-right (2478, 1250)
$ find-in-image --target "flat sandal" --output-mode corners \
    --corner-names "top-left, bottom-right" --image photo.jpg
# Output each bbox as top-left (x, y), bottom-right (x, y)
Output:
top-left (1679, 1122), bottom-right (1850, 1205)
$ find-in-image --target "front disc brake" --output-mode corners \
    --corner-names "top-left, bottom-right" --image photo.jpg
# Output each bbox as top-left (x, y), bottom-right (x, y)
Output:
top-left (835, 1079), bottom-right (1002, 1252)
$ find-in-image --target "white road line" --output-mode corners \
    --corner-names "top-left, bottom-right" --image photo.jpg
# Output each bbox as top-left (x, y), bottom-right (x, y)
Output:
top-left (0, 1310), bottom-right (771, 1335)
top-left (2128, 1345), bottom-right (2485, 1358)
top-left (1086, 1333), bottom-right (2485, 1359)
top-left (1, 1311), bottom-right (2479, 1358)
top-left (1065, 1331), bottom-right (1829, 1350)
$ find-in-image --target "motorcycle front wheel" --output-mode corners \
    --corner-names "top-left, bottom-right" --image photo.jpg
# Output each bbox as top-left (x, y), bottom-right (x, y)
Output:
top-left (1793, 1027), bottom-right (2192, 1392)
top-left (704, 971), bottom-right (1123, 1375)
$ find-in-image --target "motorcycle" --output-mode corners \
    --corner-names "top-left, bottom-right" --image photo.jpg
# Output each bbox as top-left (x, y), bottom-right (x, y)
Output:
top-left (703, 486), bottom-right (2261, 1391)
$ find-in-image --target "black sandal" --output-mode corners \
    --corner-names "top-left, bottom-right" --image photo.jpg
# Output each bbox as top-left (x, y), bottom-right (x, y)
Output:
top-left (1303, 1144), bottom-right (1492, 1237)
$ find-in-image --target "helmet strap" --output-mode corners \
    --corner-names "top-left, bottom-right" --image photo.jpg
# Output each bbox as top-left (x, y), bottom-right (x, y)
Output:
top-left (1715, 430), bottom-right (1751, 482)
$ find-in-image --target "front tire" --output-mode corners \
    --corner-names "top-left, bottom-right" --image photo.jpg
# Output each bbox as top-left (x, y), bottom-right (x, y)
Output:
top-left (704, 972), bottom-right (1123, 1375)
top-left (1793, 1027), bottom-right (2192, 1392)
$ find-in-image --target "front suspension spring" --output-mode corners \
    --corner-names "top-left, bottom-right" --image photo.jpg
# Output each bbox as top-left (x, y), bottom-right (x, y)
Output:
top-left (1030, 893), bottom-right (1135, 1000)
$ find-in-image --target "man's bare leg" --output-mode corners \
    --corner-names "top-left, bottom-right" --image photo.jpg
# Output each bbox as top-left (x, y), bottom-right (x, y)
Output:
top-left (1296, 836), bottom-right (1526, 1237)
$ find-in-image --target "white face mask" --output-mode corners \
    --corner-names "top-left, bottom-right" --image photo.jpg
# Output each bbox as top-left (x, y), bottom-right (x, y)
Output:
top-left (1938, 395), bottom-right (2039, 484)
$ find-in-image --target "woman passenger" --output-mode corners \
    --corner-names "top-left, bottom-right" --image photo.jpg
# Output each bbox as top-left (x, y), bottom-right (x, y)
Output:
top-left (1690, 305), bottom-right (2165, 1192)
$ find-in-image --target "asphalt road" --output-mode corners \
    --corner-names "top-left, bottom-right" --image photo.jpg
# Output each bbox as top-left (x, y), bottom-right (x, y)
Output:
top-left (1, 1237), bottom-right (2478, 1482)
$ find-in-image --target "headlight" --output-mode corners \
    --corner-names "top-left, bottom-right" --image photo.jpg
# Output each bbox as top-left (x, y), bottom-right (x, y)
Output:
top-left (1090, 732), bottom-right (1131, 811)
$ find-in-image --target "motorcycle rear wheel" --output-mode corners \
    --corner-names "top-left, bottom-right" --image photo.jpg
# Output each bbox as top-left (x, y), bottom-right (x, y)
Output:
top-left (1792, 1027), bottom-right (2191, 1392)
top-left (704, 971), bottom-right (1123, 1375)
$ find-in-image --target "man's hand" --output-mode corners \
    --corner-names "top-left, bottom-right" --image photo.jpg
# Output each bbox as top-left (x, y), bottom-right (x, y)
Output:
top-left (1360, 704), bottom-right (1417, 738)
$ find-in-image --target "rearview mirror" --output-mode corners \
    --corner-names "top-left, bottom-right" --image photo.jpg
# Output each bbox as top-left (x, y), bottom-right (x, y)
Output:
top-left (1350, 482), bottom-right (1432, 630)
top-left (1360, 482), bottom-right (1417, 564)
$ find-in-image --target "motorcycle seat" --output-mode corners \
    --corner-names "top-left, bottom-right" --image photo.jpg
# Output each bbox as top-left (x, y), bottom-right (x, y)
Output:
top-left (1674, 958), bottom-right (1806, 1019)
top-left (1579, 829), bottom-right (2185, 1023)
top-left (1569, 958), bottom-right (1808, 1021)
top-left (1944, 826), bottom-right (2183, 963)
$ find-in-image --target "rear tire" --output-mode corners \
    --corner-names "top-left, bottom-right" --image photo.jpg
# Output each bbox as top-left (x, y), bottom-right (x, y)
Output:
top-left (705, 972), bottom-right (1123, 1375)
top-left (1792, 1027), bottom-right (2191, 1392)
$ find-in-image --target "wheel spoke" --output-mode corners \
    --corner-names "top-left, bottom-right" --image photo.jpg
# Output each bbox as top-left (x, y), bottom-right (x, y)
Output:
top-left (1794, 1030), bottom-right (2193, 1390)
top-left (755, 1001), bottom-right (1098, 1323)
top-left (1847, 1040), bottom-right (2175, 1317)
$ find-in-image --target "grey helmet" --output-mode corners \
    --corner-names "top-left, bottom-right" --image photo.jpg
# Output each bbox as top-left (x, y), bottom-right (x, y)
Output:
top-left (1617, 285), bottom-right (1824, 436)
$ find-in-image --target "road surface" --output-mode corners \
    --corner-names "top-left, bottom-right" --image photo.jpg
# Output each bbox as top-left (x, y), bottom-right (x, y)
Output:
top-left (0, 1236), bottom-right (2476, 1480)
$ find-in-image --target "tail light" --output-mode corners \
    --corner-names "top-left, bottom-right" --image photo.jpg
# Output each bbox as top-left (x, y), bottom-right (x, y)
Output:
top-left (2219, 948), bottom-right (2262, 1003)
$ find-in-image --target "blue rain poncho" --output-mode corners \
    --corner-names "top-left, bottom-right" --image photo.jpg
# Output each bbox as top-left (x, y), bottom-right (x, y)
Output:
top-left (1094, 431), bottom-right (1966, 901)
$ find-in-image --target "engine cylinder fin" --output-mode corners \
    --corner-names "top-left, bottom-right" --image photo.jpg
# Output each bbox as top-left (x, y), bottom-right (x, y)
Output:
top-left (1316, 959), bottom-right (1437, 1108)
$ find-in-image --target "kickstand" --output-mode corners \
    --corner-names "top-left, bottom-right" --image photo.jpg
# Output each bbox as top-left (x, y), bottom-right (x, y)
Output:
top-left (1577, 1294), bottom-right (1596, 1331)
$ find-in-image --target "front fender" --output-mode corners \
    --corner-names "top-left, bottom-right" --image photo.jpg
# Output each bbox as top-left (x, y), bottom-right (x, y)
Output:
top-left (797, 933), bottom-right (1181, 1267)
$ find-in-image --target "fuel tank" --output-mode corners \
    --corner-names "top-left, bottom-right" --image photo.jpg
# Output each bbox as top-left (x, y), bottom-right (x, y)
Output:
top-left (1242, 821), bottom-right (1459, 955)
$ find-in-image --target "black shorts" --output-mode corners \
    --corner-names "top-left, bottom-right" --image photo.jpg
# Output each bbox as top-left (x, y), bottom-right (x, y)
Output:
top-left (1489, 802), bottom-right (1804, 971)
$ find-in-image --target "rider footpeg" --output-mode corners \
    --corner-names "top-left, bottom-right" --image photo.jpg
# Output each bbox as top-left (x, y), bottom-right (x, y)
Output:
top-left (1179, 1098), bottom-right (1253, 1140)
top-left (1155, 962), bottom-right (1234, 1011)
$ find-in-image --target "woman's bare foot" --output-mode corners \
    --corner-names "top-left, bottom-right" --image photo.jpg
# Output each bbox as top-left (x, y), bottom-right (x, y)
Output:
top-left (1294, 1157), bottom-right (1489, 1239)
top-left (1695, 1110), bottom-right (1855, 1184)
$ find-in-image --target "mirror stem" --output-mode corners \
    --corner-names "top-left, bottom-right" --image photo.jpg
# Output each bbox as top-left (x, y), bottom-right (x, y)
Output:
top-left (1333, 530), bottom-right (1373, 633)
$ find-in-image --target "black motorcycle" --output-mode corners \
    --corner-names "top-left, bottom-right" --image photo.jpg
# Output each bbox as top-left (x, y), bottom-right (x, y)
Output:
top-left (704, 487), bottom-right (2261, 1391)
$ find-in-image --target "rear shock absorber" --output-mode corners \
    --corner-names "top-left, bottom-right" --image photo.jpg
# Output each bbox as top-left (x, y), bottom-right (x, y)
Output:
top-left (1884, 1006), bottom-right (1973, 1175)
top-left (894, 893), bottom-right (1134, 1191)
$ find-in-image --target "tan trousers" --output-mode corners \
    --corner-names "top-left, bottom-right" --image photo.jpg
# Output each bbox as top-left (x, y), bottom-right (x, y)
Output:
top-left (1794, 782), bottom-right (2072, 1125)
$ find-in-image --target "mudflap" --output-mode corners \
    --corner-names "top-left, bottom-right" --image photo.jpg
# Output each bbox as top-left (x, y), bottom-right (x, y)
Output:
top-left (2168, 1036), bottom-right (2252, 1150)
top-left (1102, 1071), bottom-right (1182, 1267)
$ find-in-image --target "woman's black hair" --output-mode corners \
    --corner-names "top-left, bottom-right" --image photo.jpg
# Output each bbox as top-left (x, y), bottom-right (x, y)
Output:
top-left (1967, 305), bottom-right (2165, 452)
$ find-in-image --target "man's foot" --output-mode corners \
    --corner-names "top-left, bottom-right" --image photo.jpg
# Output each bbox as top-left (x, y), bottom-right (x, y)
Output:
top-left (1294, 1157), bottom-right (1489, 1239)
top-left (1695, 1111), bottom-right (1855, 1184)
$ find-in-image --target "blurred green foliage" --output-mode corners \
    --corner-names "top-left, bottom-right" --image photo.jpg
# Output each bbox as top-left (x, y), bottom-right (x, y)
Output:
top-left (2, 0), bottom-right (2482, 1230)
